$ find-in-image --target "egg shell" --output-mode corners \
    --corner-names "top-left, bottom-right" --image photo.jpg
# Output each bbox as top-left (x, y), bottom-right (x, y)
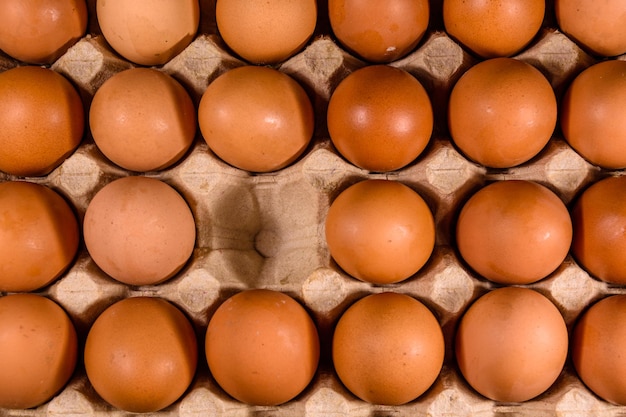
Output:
top-left (0, 294), bottom-right (77, 409)
top-left (84, 297), bottom-right (198, 413)
top-left (205, 289), bottom-right (320, 406)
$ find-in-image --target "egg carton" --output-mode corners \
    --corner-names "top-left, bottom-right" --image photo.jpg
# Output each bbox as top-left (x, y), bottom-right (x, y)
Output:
top-left (1, 2), bottom-right (626, 417)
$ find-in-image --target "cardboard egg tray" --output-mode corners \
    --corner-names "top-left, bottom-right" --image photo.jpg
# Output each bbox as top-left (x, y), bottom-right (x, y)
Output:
top-left (1, 1), bottom-right (626, 416)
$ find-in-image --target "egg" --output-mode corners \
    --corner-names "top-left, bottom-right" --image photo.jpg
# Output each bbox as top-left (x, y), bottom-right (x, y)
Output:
top-left (327, 65), bottom-right (433, 172)
top-left (455, 287), bottom-right (568, 402)
top-left (560, 60), bottom-right (626, 169)
top-left (325, 179), bottom-right (435, 285)
top-left (571, 175), bottom-right (626, 285)
top-left (198, 65), bottom-right (314, 173)
top-left (448, 57), bottom-right (557, 168)
top-left (0, 0), bottom-right (87, 64)
top-left (89, 68), bottom-right (196, 172)
top-left (443, 0), bottom-right (545, 58)
top-left (555, 0), bottom-right (626, 57)
top-left (205, 289), bottom-right (320, 406)
top-left (0, 294), bottom-right (77, 409)
top-left (84, 297), bottom-right (197, 413)
top-left (96, 0), bottom-right (199, 66)
top-left (332, 292), bottom-right (444, 405)
top-left (328, 0), bottom-right (430, 63)
top-left (0, 66), bottom-right (84, 177)
top-left (0, 181), bottom-right (79, 292)
top-left (83, 176), bottom-right (196, 286)
top-left (572, 295), bottom-right (626, 405)
top-left (456, 180), bottom-right (572, 285)
top-left (216, 0), bottom-right (317, 64)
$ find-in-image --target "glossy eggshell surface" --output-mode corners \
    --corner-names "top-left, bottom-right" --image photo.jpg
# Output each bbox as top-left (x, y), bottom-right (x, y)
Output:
top-left (332, 292), bottom-right (445, 405)
top-left (327, 65), bottom-right (433, 172)
top-left (83, 176), bottom-right (196, 286)
top-left (96, 0), bottom-right (199, 66)
top-left (443, 0), bottom-right (545, 58)
top-left (198, 65), bottom-right (314, 173)
top-left (328, 0), bottom-right (429, 63)
top-left (216, 0), bottom-right (317, 64)
top-left (455, 287), bottom-right (568, 402)
top-left (84, 297), bottom-right (198, 413)
top-left (0, 294), bottom-right (77, 409)
top-left (0, 66), bottom-right (84, 177)
top-left (456, 180), bottom-right (572, 285)
top-left (205, 289), bottom-right (320, 406)
top-left (571, 175), bottom-right (626, 285)
top-left (555, 0), bottom-right (626, 57)
top-left (561, 60), bottom-right (626, 169)
top-left (572, 295), bottom-right (626, 405)
top-left (448, 57), bottom-right (557, 168)
top-left (0, 0), bottom-right (88, 64)
top-left (89, 67), bottom-right (197, 172)
top-left (0, 181), bottom-right (79, 292)
top-left (324, 179), bottom-right (435, 285)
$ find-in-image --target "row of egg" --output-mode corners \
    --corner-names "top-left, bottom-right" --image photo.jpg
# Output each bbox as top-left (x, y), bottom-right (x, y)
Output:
top-left (4, 283), bottom-right (626, 411)
top-left (1, 0), bottom-right (624, 67)
top-left (1, 54), bottom-right (625, 180)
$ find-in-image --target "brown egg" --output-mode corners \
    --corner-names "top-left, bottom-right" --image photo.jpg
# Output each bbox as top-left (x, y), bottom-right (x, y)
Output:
top-left (455, 287), bottom-right (568, 402)
top-left (205, 289), bottom-right (320, 406)
top-left (572, 295), bottom-right (626, 405)
top-left (456, 180), bottom-right (572, 285)
top-left (571, 175), bottom-right (626, 285)
top-left (83, 176), bottom-right (196, 286)
top-left (328, 0), bottom-right (429, 63)
top-left (327, 65), bottom-right (433, 172)
top-left (332, 292), bottom-right (444, 405)
top-left (198, 65), bottom-right (314, 173)
top-left (325, 179), bottom-right (435, 285)
top-left (0, 66), bottom-right (84, 177)
top-left (216, 0), bottom-right (317, 64)
top-left (89, 68), bottom-right (196, 172)
top-left (84, 297), bottom-right (197, 413)
top-left (556, 0), bottom-right (626, 57)
top-left (0, 294), bottom-right (77, 409)
top-left (443, 0), bottom-right (545, 58)
top-left (96, 0), bottom-right (199, 66)
top-left (561, 60), bottom-right (626, 169)
top-left (448, 57), bottom-right (556, 168)
top-left (0, 181), bottom-right (79, 292)
top-left (0, 0), bottom-right (87, 64)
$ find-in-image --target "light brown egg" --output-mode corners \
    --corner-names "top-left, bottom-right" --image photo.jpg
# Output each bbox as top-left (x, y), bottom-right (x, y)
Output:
top-left (198, 65), bottom-right (314, 173)
top-left (443, 0), bottom-right (545, 58)
top-left (325, 179), bottom-right (435, 285)
top-left (96, 0), bottom-right (199, 66)
top-left (448, 57), bottom-right (556, 168)
top-left (571, 175), bottom-right (626, 285)
top-left (561, 60), bottom-right (626, 169)
top-left (0, 181), bottom-right (79, 292)
top-left (327, 65), bottom-right (433, 172)
top-left (0, 66), bottom-right (84, 177)
top-left (0, 294), bottom-right (77, 409)
top-left (216, 0), bottom-right (317, 64)
top-left (332, 292), bottom-right (444, 405)
top-left (205, 289), bottom-right (320, 406)
top-left (83, 176), bottom-right (196, 286)
top-left (0, 0), bottom-right (87, 64)
top-left (84, 297), bottom-right (197, 413)
top-left (89, 68), bottom-right (196, 172)
top-left (456, 180), bottom-right (572, 285)
top-left (555, 0), bottom-right (626, 57)
top-left (455, 287), bottom-right (568, 402)
top-left (572, 295), bottom-right (626, 405)
top-left (328, 0), bottom-right (429, 63)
